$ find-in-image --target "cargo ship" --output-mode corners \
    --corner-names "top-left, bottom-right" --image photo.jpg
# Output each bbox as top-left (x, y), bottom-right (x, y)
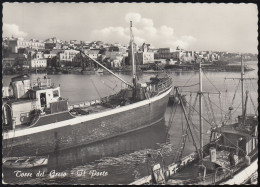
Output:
top-left (2, 22), bottom-right (172, 157)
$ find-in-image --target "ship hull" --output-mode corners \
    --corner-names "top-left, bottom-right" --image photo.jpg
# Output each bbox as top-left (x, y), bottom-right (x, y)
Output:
top-left (3, 88), bottom-right (171, 157)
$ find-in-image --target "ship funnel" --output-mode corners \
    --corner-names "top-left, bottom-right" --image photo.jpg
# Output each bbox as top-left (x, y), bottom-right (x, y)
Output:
top-left (11, 74), bottom-right (31, 99)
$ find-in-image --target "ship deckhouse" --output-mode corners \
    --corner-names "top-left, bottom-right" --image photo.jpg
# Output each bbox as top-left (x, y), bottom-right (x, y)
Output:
top-left (2, 74), bottom-right (64, 129)
top-left (212, 114), bottom-right (258, 158)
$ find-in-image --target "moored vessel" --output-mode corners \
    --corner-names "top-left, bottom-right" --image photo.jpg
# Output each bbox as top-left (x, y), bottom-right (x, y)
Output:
top-left (3, 156), bottom-right (49, 169)
top-left (2, 21), bottom-right (172, 157)
top-left (130, 55), bottom-right (258, 185)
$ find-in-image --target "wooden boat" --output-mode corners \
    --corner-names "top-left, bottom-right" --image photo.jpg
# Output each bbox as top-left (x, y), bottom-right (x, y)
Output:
top-left (131, 55), bottom-right (258, 185)
top-left (3, 156), bottom-right (49, 169)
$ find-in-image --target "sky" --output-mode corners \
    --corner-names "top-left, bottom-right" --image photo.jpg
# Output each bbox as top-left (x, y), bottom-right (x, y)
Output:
top-left (2, 3), bottom-right (258, 53)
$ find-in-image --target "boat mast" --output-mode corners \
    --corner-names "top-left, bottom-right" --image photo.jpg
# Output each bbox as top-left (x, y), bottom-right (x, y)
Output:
top-left (130, 21), bottom-right (137, 89)
top-left (241, 55), bottom-right (244, 115)
top-left (224, 54), bottom-right (257, 122)
top-left (199, 59), bottom-right (203, 159)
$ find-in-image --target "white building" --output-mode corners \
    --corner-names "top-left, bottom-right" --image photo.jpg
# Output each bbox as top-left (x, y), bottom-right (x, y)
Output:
top-left (83, 49), bottom-right (100, 60)
top-left (136, 52), bottom-right (154, 65)
top-left (59, 49), bottom-right (80, 62)
top-left (30, 58), bottom-right (47, 68)
top-left (111, 56), bottom-right (123, 68)
top-left (29, 51), bottom-right (47, 68)
top-left (8, 38), bottom-right (45, 53)
top-left (44, 54), bottom-right (57, 59)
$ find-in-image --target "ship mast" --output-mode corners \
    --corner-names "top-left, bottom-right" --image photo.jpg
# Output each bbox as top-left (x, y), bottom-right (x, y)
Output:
top-left (130, 21), bottom-right (137, 93)
top-left (199, 60), bottom-right (203, 159)
top-left (224, 54), bottom-right (257, 126)
top-left (241, 55), bottom-right (244, 115)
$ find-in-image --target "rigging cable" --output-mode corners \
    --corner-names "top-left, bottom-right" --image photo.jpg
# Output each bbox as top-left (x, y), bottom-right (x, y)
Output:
top-left (207, 94), bottom-right (217, 126)
top-left (245, 81), bottom-right (257, 114)
top-left (231, 101), bottom-right (242, 117)
top-left (90, 78), bottom-right (102, 99)
top-left (97, 78), bottom-right (118, 93)
top-left (187, 93), bottom-right (200, 142)
top-left (188, 93), bottom-right (198, 122)
top-left (224, 78), bottom-right (227, 112)
top-left (219, 93), bottom-right (223, 123)
top-left (202, 94), bottom-right (214, 126)
top-left (247, 74), bottom-right (258, 114)
top-left (166, 103), bottom-right (178, 143)
top-left (246, 72), bottom-right (255, 89)
top-left (202, 71), bottom-right (221, 93)
top-left (157, 102), bottom-right (179, 166)
top-left (179, 73), bottom-right (197, 93)
top-left (176, 83), bottom-right (199, 88)
top-left (230, 80), bottom-right (241, 108)
top-left (188, 93), bottom-right (193, 118)
top-left (184, 100), bottom-right (215, 127)
top-left (106, 77), bottom-right (119, 91)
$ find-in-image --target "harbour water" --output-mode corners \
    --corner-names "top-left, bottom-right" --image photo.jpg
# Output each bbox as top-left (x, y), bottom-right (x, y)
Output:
top-left (2, 61), bottom-right (258, 184)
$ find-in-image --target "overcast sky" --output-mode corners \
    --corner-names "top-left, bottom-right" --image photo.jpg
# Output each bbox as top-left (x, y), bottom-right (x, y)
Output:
top-left (3, 3), bottom-right (258, 53)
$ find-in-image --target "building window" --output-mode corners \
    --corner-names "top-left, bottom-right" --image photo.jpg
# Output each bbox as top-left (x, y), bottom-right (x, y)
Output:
top-left (53, 90), bottom-right (59, 97)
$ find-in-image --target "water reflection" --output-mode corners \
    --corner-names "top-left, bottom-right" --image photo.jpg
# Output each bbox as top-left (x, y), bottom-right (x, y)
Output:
top-left (3, 120), bottom-right (168, 184)
top-left (50, 119), bottom-right (167, 171)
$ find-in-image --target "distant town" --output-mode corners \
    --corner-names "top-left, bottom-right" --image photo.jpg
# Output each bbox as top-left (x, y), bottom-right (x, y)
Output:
top-left (2, 36), bottom-right (258, 75)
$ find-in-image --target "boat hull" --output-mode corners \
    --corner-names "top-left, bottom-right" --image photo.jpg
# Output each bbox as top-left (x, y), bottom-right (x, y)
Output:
top-left (3, 156), bottom-right (48, 169)
top-left (3, 88), bottom-right (171, 157)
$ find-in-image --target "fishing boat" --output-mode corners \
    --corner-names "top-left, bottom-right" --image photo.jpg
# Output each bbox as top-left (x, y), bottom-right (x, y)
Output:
top-left (3, 156), bottom-right (49, 169)
top-left (131, 55), bottom-right (258, 185)
top-left (2, 21), bottom-right (172, 157)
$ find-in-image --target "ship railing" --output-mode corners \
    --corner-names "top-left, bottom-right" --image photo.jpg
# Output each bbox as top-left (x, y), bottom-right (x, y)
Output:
top-left (216, 144), bottom-right (237, 153)
top-left (157, 78), bottom-right (172, 93)
top-left (31, 78), bottom-right (53, 88)
top-left (248, 149), bottom-right (258, 159)
top-left (167, 152), bottom-right (198, 176)
top-left (174, 165), bottom-right (235, 185)
top-left (69, 98), bottom-right (103, 110)
top-left (199, 161), bottom-right (246, 185)
top-left (68, 92), bottom-right (120, 111)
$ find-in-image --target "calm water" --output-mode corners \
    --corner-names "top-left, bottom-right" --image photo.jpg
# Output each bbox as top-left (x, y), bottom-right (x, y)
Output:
top-left (2, 61), bottom-right (258, 184)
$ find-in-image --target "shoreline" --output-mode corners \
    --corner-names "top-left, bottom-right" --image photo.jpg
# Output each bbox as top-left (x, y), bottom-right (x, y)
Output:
top-left (3, 60), bottom-right (257, 76)
top-left (3, 66), bottom-right (255, 76)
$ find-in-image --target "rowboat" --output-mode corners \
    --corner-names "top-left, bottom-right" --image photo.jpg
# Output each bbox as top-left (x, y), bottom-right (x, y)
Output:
top-left (3, 156), bottom-right (49, 169)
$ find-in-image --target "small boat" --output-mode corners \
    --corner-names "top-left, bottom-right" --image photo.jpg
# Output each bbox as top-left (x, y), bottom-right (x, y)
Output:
top-left (96, 68), bottom-right (104, 73)
top-left (3, 156), bottom-right (49, 169)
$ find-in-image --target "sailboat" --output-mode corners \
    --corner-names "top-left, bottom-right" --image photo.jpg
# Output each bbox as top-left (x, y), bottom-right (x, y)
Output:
top-left (131, 56), bottom-right (258, 185)
top-left (2, 21), bottom-right (172, 157)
